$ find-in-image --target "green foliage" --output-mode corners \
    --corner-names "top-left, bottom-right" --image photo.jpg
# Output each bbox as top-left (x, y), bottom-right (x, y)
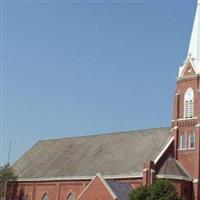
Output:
top-left (128, 186), bottom-right (151, 200)
top-left (150, 179), bottom-right (180, 200)
top-left (0, 163), bottom-right (18, 199)
top-left (129, 179), bottom-right (180, 200)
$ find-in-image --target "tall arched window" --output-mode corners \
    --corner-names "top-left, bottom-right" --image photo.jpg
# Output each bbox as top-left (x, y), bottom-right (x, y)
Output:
top-left (66, 193), bottom-right (75, 200)
top-left (42, 194), bottom-right (49, 200)
top-left (20, 194), bottom-right (28, 200)
top-left (184, 88), bottom-right (194, 118)
top-left (180, 133), bottom-right (187, 149)
top-left (189, 132), bottom-right (195, 149)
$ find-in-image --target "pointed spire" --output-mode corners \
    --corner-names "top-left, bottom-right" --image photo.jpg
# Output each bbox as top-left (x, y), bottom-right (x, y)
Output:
top-left (187, 1), bottom-right (200, 67)
top-left (179, 1), bottom-right (200, 77)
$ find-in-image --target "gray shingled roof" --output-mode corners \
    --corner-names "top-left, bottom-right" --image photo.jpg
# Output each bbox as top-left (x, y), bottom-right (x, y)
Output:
top-left (13, 127), bottom-right (171, 178)
top-left (158, 157), bottom-right (192, 179)
top-left (106, 180), bottom-right (133, 200)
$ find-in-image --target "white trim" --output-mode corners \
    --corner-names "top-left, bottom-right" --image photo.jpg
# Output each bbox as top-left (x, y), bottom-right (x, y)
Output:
top-left (66, 192), bottom-right (75, 200)
top-left (179, 58), bottom-right (198, 78)
top-left (188, 147), bottom-right (195, 150)
top-left (180, 133), bottom-right (187, 150)
top-left (154, 137), bottom-right (174, 164)
top-left (97, 173), bottom-right (118, 200)
top-left (184, 88), bottom-right (194, 119)
top-left (16, 173), bottom-right (143, 182)
top-left (172, 126), bottom-right (178, 130)
top-left (178, 148), bottom-right (189, 151)
top-left (196, 124), bottom-right (200, 127)
top-left (177, 117), bottom-right (198, 121)
top-left (77, 175), bottom-right (98, 200)
top-left (104, 173), bottom-right (143, 179)
top-left (193, 179), bottom-right (198, 183)
top-left (41, 193), bottom-right (49, 200)
top-left (77, 173), bottom-right (117, 200)
top-left (156, 174), bottom-right (192, 182)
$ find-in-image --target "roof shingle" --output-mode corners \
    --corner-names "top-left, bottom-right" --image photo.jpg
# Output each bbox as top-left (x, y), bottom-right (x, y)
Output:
top-left (13, 127), bottom-right (171, 178)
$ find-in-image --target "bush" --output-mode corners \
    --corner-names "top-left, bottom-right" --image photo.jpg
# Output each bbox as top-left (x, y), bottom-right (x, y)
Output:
top-left (128, 186), bottom-right (151, 200)
top-left (129, 179), bottom-right (180, 200)
top-left (150, 179), bottom-right (180, 200)
top-left (0, 163), bottom-right (18, 200)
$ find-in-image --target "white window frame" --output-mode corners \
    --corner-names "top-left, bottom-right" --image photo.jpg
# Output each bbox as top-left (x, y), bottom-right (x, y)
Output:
top-left (184, 88), bottom-right (194, 119)
top-left (189, 132), bottom-right (195, 149)
top-left (180, 133), bottom-right (187, 150)
top-left (67, 193), bottom-right (75, 200)
top-left (42, 194), bottom-right (49, 200)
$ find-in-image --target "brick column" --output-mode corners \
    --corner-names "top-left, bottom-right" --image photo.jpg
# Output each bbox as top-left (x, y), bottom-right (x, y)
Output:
top-left (143, 161), bottom-right (155, 187)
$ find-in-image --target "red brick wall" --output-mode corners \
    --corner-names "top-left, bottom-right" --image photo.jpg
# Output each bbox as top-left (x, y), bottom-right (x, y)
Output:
top-left (8, 177), bottom-right (141, 200)
top-left (78, 176), bottom-right (115, 200)
top-left (170, 179), bottom-right (193, 200)
top-left (172, 75), bottom-right (200, 199)
top-left (8, 180), bottom-right (88, 200)
top-left (173, 77), bottom-right (200, 179)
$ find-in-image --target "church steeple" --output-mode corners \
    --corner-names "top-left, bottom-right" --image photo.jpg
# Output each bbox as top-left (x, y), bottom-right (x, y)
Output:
top-left (179, 1), bottom-right (200, 77)
top-left (172, 2), bottom-right (200, 200)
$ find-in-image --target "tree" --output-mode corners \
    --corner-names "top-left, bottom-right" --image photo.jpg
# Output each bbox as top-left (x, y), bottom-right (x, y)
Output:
top-left (129, 179), bottom-right (180, 200)
top-left (150, 179), bottom-right (180, 200)
top-left (128, 185), bottom-right (151, 200)
top-left (0, 163), bottom-right (18, 200)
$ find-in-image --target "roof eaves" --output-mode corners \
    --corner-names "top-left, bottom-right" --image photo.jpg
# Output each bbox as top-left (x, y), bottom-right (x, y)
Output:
top-left (15, 173), bottom-right (143, 182)
top-left (156, 174), bottom-right (193, 182)
top-left (154, 136), bottom-right (174, 164)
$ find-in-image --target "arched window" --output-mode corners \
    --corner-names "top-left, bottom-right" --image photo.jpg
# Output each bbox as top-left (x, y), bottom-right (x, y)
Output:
top-left (66, 193), bottom-right (75, 200)
top-left (180, 133), bottom-right (187, 150)
top-left (189, 132), bottom-right (195, 149)
top-left (184, 88), bottom-right (194, 119)
top-left (42, 194), bottom-right (49, 200)
top-left (20, 194), bottom-right (28, 200)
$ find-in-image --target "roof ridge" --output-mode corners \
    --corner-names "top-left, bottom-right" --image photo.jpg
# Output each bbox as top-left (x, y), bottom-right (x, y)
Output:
top-left (174, 159), bottom-right (192, 179)
top-left (37, 126), bottom-right (170, 143)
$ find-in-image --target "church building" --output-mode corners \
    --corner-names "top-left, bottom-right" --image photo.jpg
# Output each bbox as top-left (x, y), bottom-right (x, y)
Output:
top-left (8, 1), bottom-right (200, 200)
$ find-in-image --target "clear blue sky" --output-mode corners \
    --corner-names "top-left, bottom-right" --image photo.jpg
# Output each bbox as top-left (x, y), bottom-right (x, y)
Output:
top-left (0, 0), bottom-right (197, 164)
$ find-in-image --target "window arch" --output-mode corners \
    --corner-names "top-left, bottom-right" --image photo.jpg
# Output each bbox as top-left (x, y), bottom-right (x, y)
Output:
top-left (20, 194), bottom-right (28, 200)
top-left (184, 88), bottom-right (194, 119)
top-left (42, 194), bottom-right (49, 200)
top-left (66, 193), bottom-right (75, 200)
top-left (180, 133), bottom-right (187, 150)
top-left (189, 132), bottom-right (195, 149)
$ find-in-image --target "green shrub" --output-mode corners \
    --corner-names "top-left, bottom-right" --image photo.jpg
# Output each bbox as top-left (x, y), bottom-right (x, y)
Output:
top-left (150, 179), bottom-right (180, 200)
top-left (129, 179), bottom-right (180, 200)
top-left (128, 185), bottom-right (151, 200)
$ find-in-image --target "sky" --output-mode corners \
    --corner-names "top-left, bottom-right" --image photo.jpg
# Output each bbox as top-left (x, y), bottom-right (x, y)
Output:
top-left (0, 0), bottom-right (198, 165)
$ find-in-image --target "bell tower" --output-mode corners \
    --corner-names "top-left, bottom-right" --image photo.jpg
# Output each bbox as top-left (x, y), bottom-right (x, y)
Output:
top-left (172, 1), bottom-right (200, 199)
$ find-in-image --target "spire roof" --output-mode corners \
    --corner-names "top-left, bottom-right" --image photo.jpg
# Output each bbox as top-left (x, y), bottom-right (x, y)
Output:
top-left (188, 1), bottom-right (200, 65)
top-left (179, 1), bottom-right (200, 77)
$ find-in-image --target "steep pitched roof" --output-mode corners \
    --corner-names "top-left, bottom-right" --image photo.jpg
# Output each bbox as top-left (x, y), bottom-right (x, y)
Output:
top-left (78, 173), bottom-right (133, 200)
top-left (13, 127), bottom-right (171, 179)
top-left (158, 157), bottom-right (192, 181)
top-left (179, 1), bottom-right (200, 77)
top-left (106, 180), bottom-right (133, 200)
